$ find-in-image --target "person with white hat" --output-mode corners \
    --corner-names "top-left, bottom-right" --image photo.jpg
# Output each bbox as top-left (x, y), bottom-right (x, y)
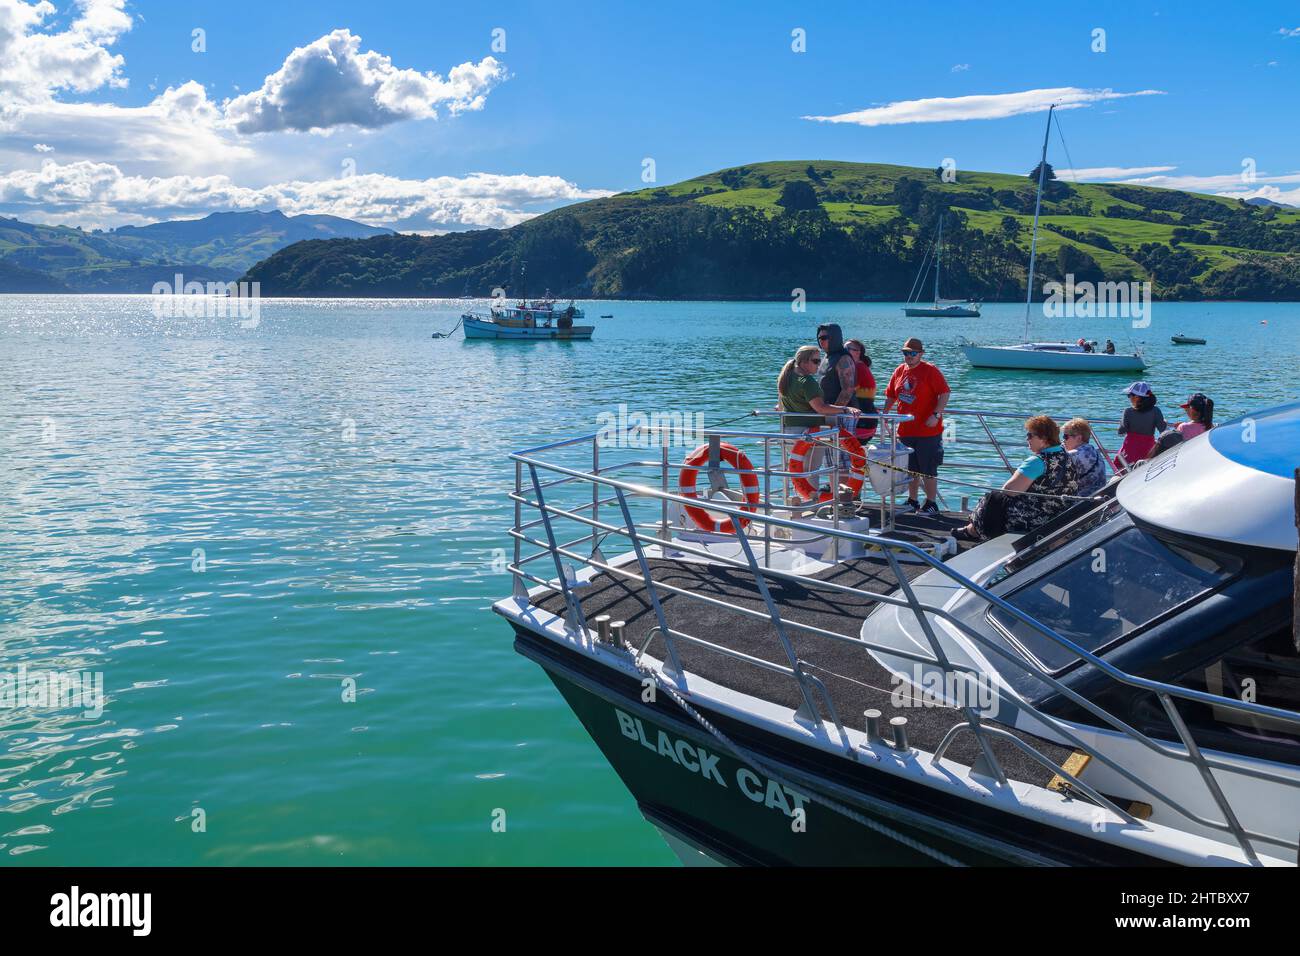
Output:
top-left (1115, 381), bottom-right (1166, 469)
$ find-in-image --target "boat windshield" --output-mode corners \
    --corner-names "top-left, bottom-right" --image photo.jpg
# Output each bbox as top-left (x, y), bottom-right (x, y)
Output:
top-left (987, 525), bottom-right (1240, 673)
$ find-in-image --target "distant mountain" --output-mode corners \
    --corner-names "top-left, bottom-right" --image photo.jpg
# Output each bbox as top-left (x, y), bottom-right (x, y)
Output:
top-left (242, 160), bottom-right (1300, 301)
top-left (0, 210), bottom-right (393, 293)
top-left (1245, 197), bottom-right (1290, 209)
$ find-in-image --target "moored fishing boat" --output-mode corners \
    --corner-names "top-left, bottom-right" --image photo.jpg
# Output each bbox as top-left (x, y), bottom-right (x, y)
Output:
top-left (462, 297), bottom-right (594, 340)
top-left (494, 403), bottom-right (1300, 866)
top-left (1172, 334), bottom-right (1208, 345)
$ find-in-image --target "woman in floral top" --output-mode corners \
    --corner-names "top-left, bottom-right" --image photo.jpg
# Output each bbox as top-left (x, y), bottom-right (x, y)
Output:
top-left (953, 415), bottom-right (1080, 542)
top-left (1063, 417), bottom-right (1108, 497)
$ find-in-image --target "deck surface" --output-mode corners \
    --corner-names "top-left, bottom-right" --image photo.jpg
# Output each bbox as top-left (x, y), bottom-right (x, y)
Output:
top-left (535, 513), bottom-right (1071, 788)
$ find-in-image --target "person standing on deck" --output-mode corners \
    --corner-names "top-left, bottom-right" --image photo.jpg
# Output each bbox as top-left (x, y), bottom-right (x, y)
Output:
top-left (881, 337), bottom-right (951, 515)
top-left (1115, 381), bottom-right (1166, 469)
top-left (844, 338), bottom-right (879, 444)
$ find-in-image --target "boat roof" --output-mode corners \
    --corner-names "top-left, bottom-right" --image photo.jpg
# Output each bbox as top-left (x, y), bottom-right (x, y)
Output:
top-left (1118, 401), bottom-right (1299, 552)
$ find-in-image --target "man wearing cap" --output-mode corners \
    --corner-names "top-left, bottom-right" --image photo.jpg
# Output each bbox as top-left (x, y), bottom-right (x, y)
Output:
top-left (881, 337), bottom-right (951, 515)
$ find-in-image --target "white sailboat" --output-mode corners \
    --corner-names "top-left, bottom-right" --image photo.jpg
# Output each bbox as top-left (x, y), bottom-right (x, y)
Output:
top-left (903, 215), bottom-right (981, 317)
top-left (960, 106), bottom-right (1147, 372)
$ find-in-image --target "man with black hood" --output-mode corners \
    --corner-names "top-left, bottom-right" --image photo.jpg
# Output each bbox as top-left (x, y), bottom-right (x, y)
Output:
top-left (809, 323), bottom-right (862, 497)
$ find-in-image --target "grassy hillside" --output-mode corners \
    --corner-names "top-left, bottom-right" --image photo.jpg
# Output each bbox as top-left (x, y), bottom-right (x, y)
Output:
top-left (0, 210), bottom-right (392, 293)
top-left (242, 160), bottom-right (1300, 300)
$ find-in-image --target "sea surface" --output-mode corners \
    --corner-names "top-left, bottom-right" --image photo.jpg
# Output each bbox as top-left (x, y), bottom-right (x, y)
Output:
top-left (0, 295), bottom-right (1296, 866)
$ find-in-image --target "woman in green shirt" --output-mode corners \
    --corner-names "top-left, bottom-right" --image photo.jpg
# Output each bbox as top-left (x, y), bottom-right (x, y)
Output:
top-left (777, 345), bottom-right (862, 502)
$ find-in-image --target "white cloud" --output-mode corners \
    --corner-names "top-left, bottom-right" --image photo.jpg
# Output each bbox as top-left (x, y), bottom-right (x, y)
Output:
top-left (222, 29), bottom-right (506, 134)
top-left (0, 0), bottom-right (131, 105)
top-left (0, 160), bottom-right (615, 230)
top-left (950, 63), bottom-right (970, 72)
top-left (33, 142), bottom-right (53, 151)
top-left (803, 87), bottom-right (1164, 126)
top-left (1279, 27), bottom-right (1300, 37)
top-left (1055, 165), bottom-right (1176, 180)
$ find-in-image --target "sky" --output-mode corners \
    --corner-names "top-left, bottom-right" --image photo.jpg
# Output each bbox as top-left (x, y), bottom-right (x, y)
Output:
top-left (1, 0), bottom-right (1298, 231)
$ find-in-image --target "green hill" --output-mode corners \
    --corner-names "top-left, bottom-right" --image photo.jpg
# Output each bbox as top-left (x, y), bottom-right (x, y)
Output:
top-left (0, 210), bottom-right (392, 293)
top-left (242, 160), bottom-right (1300, 300)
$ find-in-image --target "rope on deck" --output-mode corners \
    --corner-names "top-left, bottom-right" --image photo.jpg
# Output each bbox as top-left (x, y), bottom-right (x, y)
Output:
top-left (625, 642), bottom-right (968, 867)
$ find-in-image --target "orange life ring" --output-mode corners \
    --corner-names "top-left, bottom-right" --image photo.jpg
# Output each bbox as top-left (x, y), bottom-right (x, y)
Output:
top-left (788, 428), bottom-right (866, 502)
top-left (678, 442), bottom-right (762, 534)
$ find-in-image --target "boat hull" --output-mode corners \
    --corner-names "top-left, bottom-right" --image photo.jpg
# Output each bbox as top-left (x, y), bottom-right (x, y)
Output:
top-left (463, 316), bottom-right (594, 340)
top-left (961, 344), bottom-right (1145, 372)
top-left (512, 624), bottom-right (1167, 867)
top-left (1171, 336), bottom-right (1206, 345)
top-left (904, 306), bottom-right (981, 318)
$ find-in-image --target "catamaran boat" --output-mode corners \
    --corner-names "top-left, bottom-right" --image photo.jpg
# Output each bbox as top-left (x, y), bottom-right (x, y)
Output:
top-left (463, 296), bottom-right (593, 340)
top-left (960, 106), bottom-right (1147, 373)
top-left (494, 403), bottom-right (1300, 866)
top-left (904, 216), bottom-right (981, 318)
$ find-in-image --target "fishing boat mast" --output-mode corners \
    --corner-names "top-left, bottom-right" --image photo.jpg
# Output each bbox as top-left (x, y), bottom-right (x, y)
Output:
top-left (1022, 104), bottom-right (1054, 343)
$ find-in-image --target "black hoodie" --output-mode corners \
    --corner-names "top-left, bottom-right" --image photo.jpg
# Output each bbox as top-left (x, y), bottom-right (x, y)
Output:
top-left (816, 323), bottom-right (851, 405)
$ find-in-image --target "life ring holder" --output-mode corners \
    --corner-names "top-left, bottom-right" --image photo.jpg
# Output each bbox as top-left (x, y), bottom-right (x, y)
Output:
top-left (788, 428), bottom-right (866, 502)
top-left (678, 442), bottom-right (762, 534)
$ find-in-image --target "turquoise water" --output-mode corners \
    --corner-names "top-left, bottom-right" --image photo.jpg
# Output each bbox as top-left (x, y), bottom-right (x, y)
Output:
top-left (0, 295), bottom-right (1296, 866)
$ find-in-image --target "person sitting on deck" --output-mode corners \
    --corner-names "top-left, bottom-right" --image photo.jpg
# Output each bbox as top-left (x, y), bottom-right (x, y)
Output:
top-left (952, 415), bottom-right (1080, 542)
top-left (776, 345), bottom-right (862, 500)
top-left (1104, 339), bottom-right (1116, 354)
top-left (1151, 392), bottom-right (1215, 458)
top-left (1062, 417), bottom-right (1108, 496)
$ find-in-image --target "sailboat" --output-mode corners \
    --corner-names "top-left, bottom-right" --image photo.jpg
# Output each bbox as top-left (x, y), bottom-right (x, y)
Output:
top-left (960, 106), bottom-right (1147, 372)
top-left (903, 215), bottom-right (981, 317)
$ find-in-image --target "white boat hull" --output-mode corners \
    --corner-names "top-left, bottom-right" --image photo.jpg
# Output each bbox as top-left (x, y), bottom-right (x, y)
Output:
top-left (961, 343), bottom-right (1146, 372)
top-left (903, 305), bottom-right (981, 318)
top-left (463, 316), bottom-right (594, 340)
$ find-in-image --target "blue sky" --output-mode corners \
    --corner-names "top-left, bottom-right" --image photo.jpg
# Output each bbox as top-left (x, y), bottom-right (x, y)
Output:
top-left (2, 0), bottom-right (1298, 230)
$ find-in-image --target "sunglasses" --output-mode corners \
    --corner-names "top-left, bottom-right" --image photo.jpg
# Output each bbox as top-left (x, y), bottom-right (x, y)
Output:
top-left (1025, 432), bottom-right (1040, 441)
top-left (901, 349), bottom-right (919, 357)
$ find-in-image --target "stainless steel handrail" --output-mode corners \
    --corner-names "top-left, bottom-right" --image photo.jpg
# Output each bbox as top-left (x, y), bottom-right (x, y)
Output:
top-left (505, 415), bottom-right (1299, 863)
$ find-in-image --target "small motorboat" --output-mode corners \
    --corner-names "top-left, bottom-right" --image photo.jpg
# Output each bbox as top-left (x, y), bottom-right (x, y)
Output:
top-left (1171, 334), bottom-right (1207, 345)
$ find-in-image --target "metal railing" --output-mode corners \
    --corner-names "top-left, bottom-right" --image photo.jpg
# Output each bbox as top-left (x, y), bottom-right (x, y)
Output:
top-left (504, 413), bottom-right (1300, 865)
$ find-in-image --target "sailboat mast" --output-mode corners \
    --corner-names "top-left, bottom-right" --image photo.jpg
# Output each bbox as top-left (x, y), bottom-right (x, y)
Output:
top-left (933, 215), bottom-right (943, 306)
top-left (1023, 105), bottom-right (1054, 343)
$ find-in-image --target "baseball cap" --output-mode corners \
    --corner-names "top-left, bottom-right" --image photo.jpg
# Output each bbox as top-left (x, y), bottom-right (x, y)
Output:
top-left (1124, 381), bottom-right (1152, 397)
top-left (902, 337), bottom-right (924, 352)
top-left (1180, 392), bottom-right (1209, 413)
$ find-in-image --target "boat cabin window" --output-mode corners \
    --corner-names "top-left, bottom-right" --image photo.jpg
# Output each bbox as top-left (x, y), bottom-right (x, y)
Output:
top-left (1171, 628), bottom-right (1300, 754)
top-left (987, 526), bottom-right (1238, 673)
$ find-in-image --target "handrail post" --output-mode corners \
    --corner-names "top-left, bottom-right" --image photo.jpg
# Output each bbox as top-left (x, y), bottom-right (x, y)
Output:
top-left (763, 436), bottom-right (772, 568)
top-left (882, 547), bottom-right (1008, 787)
top-left (660, 430), bottom-right (670, 540)
top-left (977, 412), bottom-right (1014, 474)
top-left (830, 424), bottom-right (841, 562)
top-left (527, 463), bottom-right (589, 639)
top-left (614, 485), bottom-right (684, 679)
top-left (1156, 693), bottom-right (1261, 865)
top-left (591, 436), bottom-right (605, 562)
top-left (729, 518), bottom-right (822, 723)
top-left (512, 460), bottom-right (528, 599)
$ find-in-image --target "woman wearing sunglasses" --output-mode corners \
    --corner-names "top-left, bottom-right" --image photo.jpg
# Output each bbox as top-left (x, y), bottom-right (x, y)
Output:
top-left (953, 415), bottom-right (1079, 542)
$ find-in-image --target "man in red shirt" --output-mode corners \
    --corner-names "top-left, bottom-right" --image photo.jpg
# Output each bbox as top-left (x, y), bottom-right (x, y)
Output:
top-left (881, 337), bottom-right (951, 515)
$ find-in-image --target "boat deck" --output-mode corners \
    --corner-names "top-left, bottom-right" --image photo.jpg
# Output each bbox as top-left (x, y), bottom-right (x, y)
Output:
top-left (534, 512), bottom-right (1072, 788)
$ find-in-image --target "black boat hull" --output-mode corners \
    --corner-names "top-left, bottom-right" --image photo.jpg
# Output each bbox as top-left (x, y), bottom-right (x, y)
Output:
top-left (513, 624), bottom-right (1166, 867)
